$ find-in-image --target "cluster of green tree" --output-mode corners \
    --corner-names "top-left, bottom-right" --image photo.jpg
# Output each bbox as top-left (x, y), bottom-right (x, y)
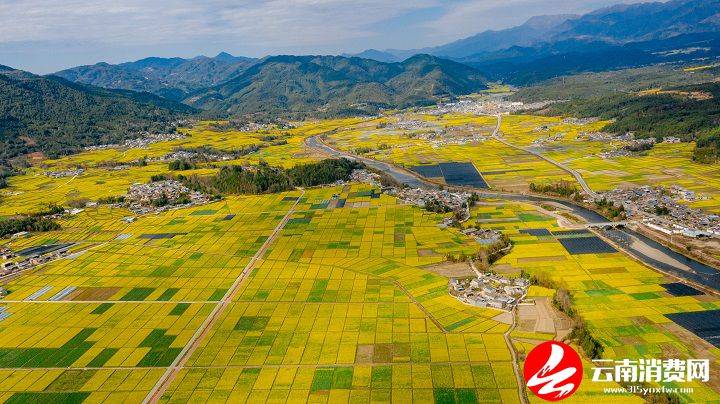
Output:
top-left (568, 320), bottom-right (604, 359)
top-left (0, 65), bottom-right (193, 164)
top-left (152, 193), bottom-right (191, 208)
top-left (538, 82), bottom-right (720, 163)
top-left (529, 180), bottom-right (578, 198)
top-left (150, 173), bottom-right (173, 182)
top-left (467, 193), bottom-right (481, 208)
top-left (424, 199), bottom-right (454, 214)
top-left (168, 159), bottom-right (197, 171)
top-left (180, 159), bottom-right (362, 196)
top-left (0, 216), bottom-right (60, 238)
top-left (354, 147), bottom-right (372, 155)
top-left (182, 163), bottom-right (291, 195)
top-left (521, 270), bottom-right (604, 359)
top-left (97, 195), bottom-right (125, 204)
top-left (594, 198), bottom-right (626, 220)
top-left (285, 158), bottom-right (363, 187)
top-left (445, 234), bottom-right (512, 269)
top-left (354, 144), bottom-right (390, 155)
top-left (0, 204), bottom-right (64, 238)
top-left (694, 129), bottom-right (720, 163)
top-left (625, 141), bottom-right (655, 153)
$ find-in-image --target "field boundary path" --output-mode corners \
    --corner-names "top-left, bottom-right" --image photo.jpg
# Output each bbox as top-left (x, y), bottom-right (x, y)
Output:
top-left (491, 114), bottom-right (598, 198)
top-left (143, 189), bottom-right (305, 403)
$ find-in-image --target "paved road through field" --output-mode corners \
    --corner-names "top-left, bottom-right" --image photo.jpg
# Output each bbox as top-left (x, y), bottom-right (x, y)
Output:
top-left (305, 129), bottom-right (720, 293)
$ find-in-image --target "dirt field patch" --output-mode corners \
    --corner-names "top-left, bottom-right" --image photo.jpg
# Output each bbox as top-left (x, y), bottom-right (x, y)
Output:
top-left (69, 287), bottom-right (121, 301)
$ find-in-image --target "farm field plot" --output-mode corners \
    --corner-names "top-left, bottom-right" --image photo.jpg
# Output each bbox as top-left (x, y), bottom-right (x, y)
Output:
top-left (0, 183), bottom-right (529, 403)
top-left (2, 193), bottom-right (300, 303)
top-left (499, 114), bottom-right (720, 212)
top-left (326, 114), bottom-right (575, 192)
top-left (2, 114), bottom-right (719, 403)
top-left (0, 185), bottom-right (311, 402)
top-left (0, 119), bottom-right (361, 216)
top-left (470, 202), bottom-right (720, 402)
top-left (160, 185), bottom-right (521, 403)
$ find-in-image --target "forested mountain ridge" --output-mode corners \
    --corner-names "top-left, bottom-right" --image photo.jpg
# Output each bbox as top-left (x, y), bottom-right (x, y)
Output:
top-left (0, 65), bottom-right (193, 163)
top-left (53, 53), bottom-right (258, 101)
top-left (184, 54), bottom-right (487, 117)
top-left (357, 0), bottom-right (720, 61)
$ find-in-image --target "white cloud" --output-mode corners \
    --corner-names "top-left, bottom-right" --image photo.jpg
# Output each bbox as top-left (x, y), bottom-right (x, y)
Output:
top-left (0, 0), bottom-right (437, 47)
top-left (0, 0), bottom-right (653, 72)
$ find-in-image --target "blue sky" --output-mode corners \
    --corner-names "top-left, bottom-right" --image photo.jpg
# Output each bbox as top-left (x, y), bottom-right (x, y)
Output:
top-left (0, 0), bottom-right (649, 74)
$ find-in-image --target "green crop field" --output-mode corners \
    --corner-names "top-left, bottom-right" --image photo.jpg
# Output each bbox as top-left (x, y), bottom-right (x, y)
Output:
top-left (325, 114), bottom-right (575, 192)
top-left (0, 113), bottom-right (718, 403)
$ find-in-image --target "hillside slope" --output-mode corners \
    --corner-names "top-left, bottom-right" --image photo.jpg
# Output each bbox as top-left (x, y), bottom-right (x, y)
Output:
top-left (185, 54), bottom-right (487, 116)
top-left (0, 65), bottom-right (194, 162)
top-left (53, 53), bottom-right (257, 100)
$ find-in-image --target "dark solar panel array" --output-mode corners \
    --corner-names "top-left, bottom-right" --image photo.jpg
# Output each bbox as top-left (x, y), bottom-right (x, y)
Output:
top-left (666, 310), bottom-right (720, 347)
top-left (662, 282), bottom-right (704, 296)
top-left (411, 162), bottom-right (489, 189)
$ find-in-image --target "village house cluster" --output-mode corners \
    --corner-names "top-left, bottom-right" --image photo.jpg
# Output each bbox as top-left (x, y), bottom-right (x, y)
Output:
top-left (563, 117), bottom-right (599, 125)
top-left (449, 273), bottom-right (530, 310)
top-left (411, 130), bottom-right (488, 148)
top-left (158, 149), bottom-right (235, 163)
top-left (387, 187), bottom-right (470, 214)
top-left (84, 132), bottom-right (187, 151)
top-left (600, 185), bottom-right (719, 238)
top-left (125, 180), bottom-right (212, 214)
top-left (385, 119), bottom-right (439, 132)
top-left (576, 131), bottom-right (631, 142)
top-left (44, 168), bottom-right (84, 178)
top-left (349, 170), bottom-right (383, 187)
top-left (458, 227), bottom-right (504, 244)
top-left (427, 99), bottom-right (556, 116)
top-left (531, 133), bottom-right (565, 146)
top-left (0, 244), bottom-right (73, 278)
top-left (598, 138), bottom-right (657, 159)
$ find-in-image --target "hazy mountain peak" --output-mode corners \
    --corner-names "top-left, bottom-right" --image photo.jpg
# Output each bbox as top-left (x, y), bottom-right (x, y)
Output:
top-left (215, 51), bottom-right (237, 61)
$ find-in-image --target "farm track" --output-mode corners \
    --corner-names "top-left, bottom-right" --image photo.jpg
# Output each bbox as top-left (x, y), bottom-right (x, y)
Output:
top-left (143, 189), bottom-right (306, 403)
top-left (491, 114), bottom-right (598, 198)
top-left (305, 117), bottom-right (720, 292)
top-left (305, 115), bottom-right (720, 403)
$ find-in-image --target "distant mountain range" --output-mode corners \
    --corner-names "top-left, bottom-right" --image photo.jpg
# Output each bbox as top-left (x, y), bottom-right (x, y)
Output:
top-left (0, 53), bottom-right (488, 162)
top-left (54, 52), bottom-right (258, 101)
top-left (11, 0), bottom-right (719, 128)
top-left (51, 53), bottom-right (488, 117)
top-left (0, 65), bottom-right (193, 162)
top-left (356, 0), bottom-right (720, 60)
top-left (347, 0), bottom-right (720, 83)
top-left (184, 54), bottom-right (487, 117)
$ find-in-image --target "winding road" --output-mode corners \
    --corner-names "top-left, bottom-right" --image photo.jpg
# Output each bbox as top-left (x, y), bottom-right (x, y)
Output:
top-left (491, 114), bottom-right (597, 198)
top-left (305, 119), bottom-right (720, 294)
